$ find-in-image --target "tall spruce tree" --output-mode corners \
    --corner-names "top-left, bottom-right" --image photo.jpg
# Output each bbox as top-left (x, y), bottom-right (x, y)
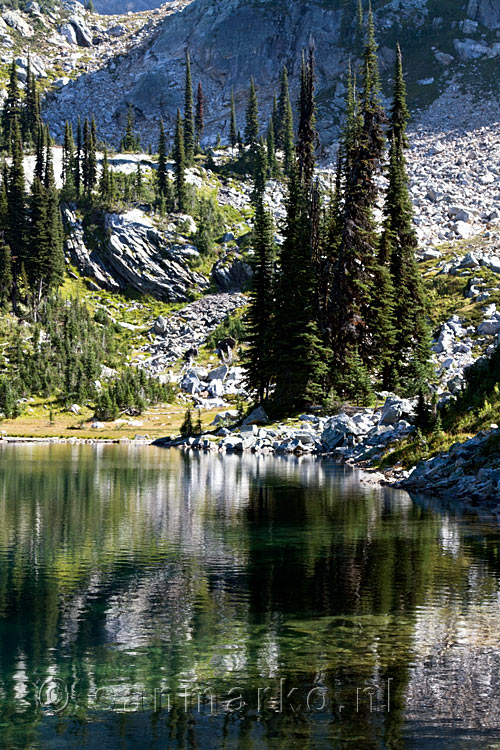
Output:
top-left (6, 121), bottom-right (26, 284)
top-left (326, 6), bottom-right (392, 396)
top-left (74, 117), bottom-right (82, 198)
top-left (229, 88), bottom-right (238, 150)
top-left (272, 50), bottom-right (330, 413)
top-left (120, 104), bottom-right (140, 152)
top-left (183, 49), bottom-right (195, 164)
top-left (381, 44), bottom-right (430, 390)
top-left (277, 66), bottom-right (295, 177)
top-left (0, 240), bottom-right (12, 309)
top-left (195, 81), bottom-right (204, 149)
top-left (82, 117), bottom-right (97, 195)
top-left (245, 78), bottom-right (260, 147)
top-left (2, 61), bottom-right (20, 153)
top-left (62, 121), bottom-right (76, 196)
top-left (245, 145), bottom-right (275, 402)
top-left (173, 109), bottom-right (186, 212)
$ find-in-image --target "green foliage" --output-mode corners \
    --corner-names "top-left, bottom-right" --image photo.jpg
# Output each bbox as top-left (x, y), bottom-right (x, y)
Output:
top-left (183, 50), bottom-right (195, 164)
top-left (120, 105), bottom-right (141, 153)
top-left (180, 406), bottom-right (194, 437)
top-left (193, 193), bottom-right (226, 254)
top-left (94, 368), bottom-right (174, 421)
top-left (206, 314), bottom-right (246, 350)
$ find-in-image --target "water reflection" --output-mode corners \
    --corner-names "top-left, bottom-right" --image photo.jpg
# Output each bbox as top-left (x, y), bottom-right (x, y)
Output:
top-left (0, 444), bottom-right (499, 748)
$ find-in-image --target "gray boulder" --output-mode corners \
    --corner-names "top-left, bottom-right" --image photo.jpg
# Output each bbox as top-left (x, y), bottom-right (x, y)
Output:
top-left (243, 406), bottom-right (269, 425)
top-left (379, 397), bottom-right (414, 426)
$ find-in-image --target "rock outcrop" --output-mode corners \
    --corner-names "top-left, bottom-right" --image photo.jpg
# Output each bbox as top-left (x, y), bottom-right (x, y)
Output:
top-left (63, 206), bottom-right (209, 301)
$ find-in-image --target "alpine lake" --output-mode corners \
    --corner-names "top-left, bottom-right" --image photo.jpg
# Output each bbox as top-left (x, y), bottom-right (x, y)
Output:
top-left (1, 443), bottom-right (500, 749)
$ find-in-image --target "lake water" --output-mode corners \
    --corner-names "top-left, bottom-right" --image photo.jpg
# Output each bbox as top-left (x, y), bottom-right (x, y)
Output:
top-left (0, 444), bottom-right (500, 749)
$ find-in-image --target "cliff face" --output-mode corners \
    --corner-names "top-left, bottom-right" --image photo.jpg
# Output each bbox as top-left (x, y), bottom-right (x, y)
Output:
top-left (41, 0), bottom-right (500, 150)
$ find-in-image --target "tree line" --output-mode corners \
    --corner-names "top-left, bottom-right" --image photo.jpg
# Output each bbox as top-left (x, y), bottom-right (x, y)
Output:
top-left (244, 8), bottom-right (431, 414)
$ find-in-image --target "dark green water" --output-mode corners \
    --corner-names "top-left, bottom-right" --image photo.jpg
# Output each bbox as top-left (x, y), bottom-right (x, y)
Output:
top-left (1, 444), bottom-right (500, 749)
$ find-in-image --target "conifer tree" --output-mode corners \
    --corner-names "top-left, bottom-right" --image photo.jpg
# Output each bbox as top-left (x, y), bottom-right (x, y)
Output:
top-left (229, 88), bottom-right (238, 150)
top-left (2, 61), bottom-right (20, 152)
top-left (272, 51), bottom-right (330, 412)
top-left (62, 121), bottom-right (76, 196)
top-left (272, 94), bottom-right (279, 145)
top-left (326, 7), bottom-right (392, 395)
top-left (74, 117), bottom-right (82, 198)
top-left (0, 240), bottom-right (12, 309)
top-left (22, 60), bottom-right (40, 146)
top-left (245, 145), bottom-right (275, 403)
top-left (82, 117), bottom-right (97, 195)
top-left (277, 66), bottom-right (295, 176)
top-left (120, 104), bottom-right (140, 152)
top-left (245, 78), bottom-right (260, 148)
top-left (266, 119), bottom-right (277, 177)
top-left (173, 109), bottom-right (186, 212)
top-left (135, 161), bottom-right (142, 198)
top-left (34, 123), bottom-right (45, 182)
top-left (6, 121), bottom-right (26, 281)
top-left (195, 81), bottom-right (205, 149)
top-left (381, 44), bottom-right (431, 389)
top-left (183, 49), bottom-right (195, 164)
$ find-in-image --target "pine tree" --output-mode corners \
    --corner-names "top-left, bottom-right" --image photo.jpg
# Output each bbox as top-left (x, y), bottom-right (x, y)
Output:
top-left (272, 52), bottom-right (330, 413)
top-left (0, 240), bottom-right (13, 309)
top-left (6, 121), bottom-right (26, 282)
top-left (195, 81), bottom-right (205, 149)
top-left (326, 7), bottom-right (391, 396)
top-left (266, 118), bottom-right (277, 177)
top-left (120, 104), bottom-right (140, 152)
top-left (82, 117), bottom-right (97, 195)
top-left (74, 117), bottom-right (82, 198)
top-left (34, 123), bottom-right (45, 182)
top-left (381, 44), bottom-right (431, 390)
top-left (173, 109), bottom-right (186, 212)
top-left (297, 48), bottom-right (317, 189)
top-left (183, 49), bottom-right (195, 164)
top-left (245, 78), bottom-right (260, 148)
top-left (62, 121), bottom-right (76, 196)
top-left (245, 145), bottom-right (275, 402)
top-left (2, 61), bottom-right (20, 152)
top-left (229, 88), bottom-right (238, 150)
top-left (22, 60), bottom-right (40, 146)
top-left (277, 66), bottom-right (295, 176)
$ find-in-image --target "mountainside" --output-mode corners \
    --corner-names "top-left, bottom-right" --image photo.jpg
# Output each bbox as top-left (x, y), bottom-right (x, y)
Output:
top-left (29, 0), bottom-right (500, 152)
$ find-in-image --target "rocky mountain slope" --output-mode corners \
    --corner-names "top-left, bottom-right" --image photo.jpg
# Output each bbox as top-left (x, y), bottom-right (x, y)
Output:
top-left (0, 0), bottom-right (493, 152)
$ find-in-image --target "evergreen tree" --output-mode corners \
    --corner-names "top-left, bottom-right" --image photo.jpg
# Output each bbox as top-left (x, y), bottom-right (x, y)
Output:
top-left (74, 117), bottom-right (82, 198)
top-left (183, 49), bottom-right (195, 164)
top-left (22, 60), bottom-right (40, 146)
top-left (0, 240), bottom-right (13, 309)
top-left (266, 119), bottom-right (277, 177)
top-left (272, 53), bottom-right (330, 413)
top-left (135, 161), bottom-right (142, 198)
top-left (2, 61), bottom-right (20, 152)
top-left (82, 117), bottom-right (97, 195)
top-left (277, 66), bottom-right (295, 176)
top-left (326, 7), bottom-right (392, 396)
top-left (245, 145), bottom-right (275, 402)
top-left (195, 81), bottom-right (205, 148)
top-left (34, 123), bottom-right (45, 182)
top-left (245, 78), bottom-right (260, 148)
top-left (229, 88), bottom-right (238, 150)
top-left (173, 109), bottom-right (186, 212)
top-left (120, 104), bottom-right (140, 152)
top-left (6, 121), bottom-right (26, 283)
top-left (381, 44), bottom-right (431, 390)
top-left (62, 121), bottom-right (76, 196)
